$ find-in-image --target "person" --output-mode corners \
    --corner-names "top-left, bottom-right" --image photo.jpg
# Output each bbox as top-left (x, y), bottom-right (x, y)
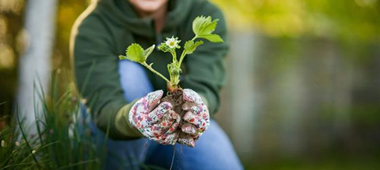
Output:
top-left (70, 0), bottom-right (243, 169)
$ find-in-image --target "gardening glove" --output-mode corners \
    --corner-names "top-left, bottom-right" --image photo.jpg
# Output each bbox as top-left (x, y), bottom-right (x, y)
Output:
top-left (129, 90), bottom-right (181, 145)
top-left (178, 89), bottom-right (210, 147)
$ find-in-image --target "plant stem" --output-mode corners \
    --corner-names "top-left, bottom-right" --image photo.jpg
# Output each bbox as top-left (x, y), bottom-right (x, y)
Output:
top-left (170, 50), bottom-right (177, 63)
top-left (141, 62), bottom-right (170, 83)
top-left (191, 36), bottom-right (197, 42)
top-left (178, 51), bottom-right (187, 67)
top-left (178, 36), bottom-right (197, 67)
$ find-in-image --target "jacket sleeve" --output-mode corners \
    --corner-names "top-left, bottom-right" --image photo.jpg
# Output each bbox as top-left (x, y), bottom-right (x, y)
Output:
top-left (181, 5), bottom-right (229, 115)
top-left (71, 16), bottom-right (140, 139)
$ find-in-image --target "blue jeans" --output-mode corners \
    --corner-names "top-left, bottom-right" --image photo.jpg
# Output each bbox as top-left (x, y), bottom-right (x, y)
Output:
top-left (84, 60), bottom-right (243, 170)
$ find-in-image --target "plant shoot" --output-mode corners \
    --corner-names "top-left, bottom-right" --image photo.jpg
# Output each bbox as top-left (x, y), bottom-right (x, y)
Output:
top-left (119, 16), bottom-right (223, 91)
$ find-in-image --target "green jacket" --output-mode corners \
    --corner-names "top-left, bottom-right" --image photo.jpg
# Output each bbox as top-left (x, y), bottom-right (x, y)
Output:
top-left (70, 0), bottom-right (228, 139)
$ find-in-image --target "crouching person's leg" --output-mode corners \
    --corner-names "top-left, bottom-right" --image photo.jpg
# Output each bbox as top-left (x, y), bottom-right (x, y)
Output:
top-left (144, 119), bottom-right (244, 170)
top-left (89, 122), bottom-right (150, 170)
top-left (79, 60), bottom-right (154, 170)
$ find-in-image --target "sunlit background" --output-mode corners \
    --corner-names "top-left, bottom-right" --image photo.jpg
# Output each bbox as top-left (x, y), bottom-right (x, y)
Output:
top-left (1, 0), bottom-right (380, 169)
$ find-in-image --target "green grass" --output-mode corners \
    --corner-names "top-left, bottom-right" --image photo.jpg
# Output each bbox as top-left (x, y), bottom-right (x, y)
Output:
top-left (0, 71), bottom-right (106, 170)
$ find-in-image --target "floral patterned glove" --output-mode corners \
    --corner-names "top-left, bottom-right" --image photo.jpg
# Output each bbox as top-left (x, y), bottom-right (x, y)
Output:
top-left (178, 89), bottom-right (210, 147)
top-left (129, 90), bottom-right (181, 145)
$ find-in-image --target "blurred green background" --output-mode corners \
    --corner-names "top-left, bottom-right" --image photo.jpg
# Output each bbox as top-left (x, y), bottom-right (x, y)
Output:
top-left (1, 0), bottom-right (380, 169)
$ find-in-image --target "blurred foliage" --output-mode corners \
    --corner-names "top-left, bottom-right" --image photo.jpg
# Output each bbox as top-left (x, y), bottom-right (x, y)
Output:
top-left (54, 0), bottom-right (89, 70)
top-left (1, 71), bottom-right (105, 169)
top-left (245, 154), bottom-right (380, 170)
top-left (211, 0), bottom-right (380, 42)
top-left (0, 0), bottom-right (25, 116)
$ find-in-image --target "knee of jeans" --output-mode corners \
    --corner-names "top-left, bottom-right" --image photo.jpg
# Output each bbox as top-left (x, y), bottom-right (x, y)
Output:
top-left (118, 60), bottom-right (154, 102)
top-left (208, 119), bottom-right (219, 132)
top-left (197, 119), bottom-right (230, 145)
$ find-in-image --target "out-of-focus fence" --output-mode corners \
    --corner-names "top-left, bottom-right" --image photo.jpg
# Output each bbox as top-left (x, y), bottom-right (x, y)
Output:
top-left (216, 31), bottom-right (380, 162)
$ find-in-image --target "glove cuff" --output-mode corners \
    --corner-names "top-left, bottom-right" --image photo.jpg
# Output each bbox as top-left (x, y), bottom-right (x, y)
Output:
top-left (114, 99), bottom-right (144, 138)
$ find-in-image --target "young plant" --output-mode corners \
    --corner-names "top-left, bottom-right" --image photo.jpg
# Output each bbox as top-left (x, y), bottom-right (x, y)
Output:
top-left (119, 15), bottom-right (224, 134)
top-left (119, 16), bottom-right (223, 91)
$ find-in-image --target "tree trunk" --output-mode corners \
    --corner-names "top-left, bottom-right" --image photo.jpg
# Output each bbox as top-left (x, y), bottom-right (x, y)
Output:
top-left (17, 0), bottom-right (58, 135)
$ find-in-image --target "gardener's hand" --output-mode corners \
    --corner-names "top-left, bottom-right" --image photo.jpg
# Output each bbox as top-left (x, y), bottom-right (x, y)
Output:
top-left (129, 90), bottom-right (181, 145)
top-left (178, 89), bottom-right (210, 147)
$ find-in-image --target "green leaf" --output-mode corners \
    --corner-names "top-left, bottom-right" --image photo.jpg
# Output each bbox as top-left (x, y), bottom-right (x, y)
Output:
top-left (126, 43), bottom-right (145, 63)
top-left (158, 43), bottom-right (170, 52)
top-left (144, 44), bottom-right (155, 60)
top-left (119, 55), bottom-right (128, 60)
top-left (198, 34), bottom-right (224, 43)
top-left (184, 40), bottom-right (204, 54)
top-left (192, 16), bottom-right (221, 41)
top-left (202, 18), bottom-right (219, 35)
top-left (193, 16), bottom-right (208, 36)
